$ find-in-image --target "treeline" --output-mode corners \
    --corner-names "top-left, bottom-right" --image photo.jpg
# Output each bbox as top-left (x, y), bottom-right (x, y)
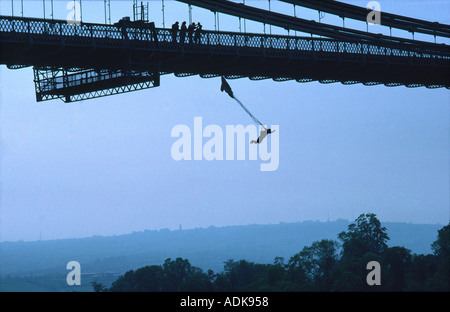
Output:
top-left (92, 214), bottom-right (449, 292)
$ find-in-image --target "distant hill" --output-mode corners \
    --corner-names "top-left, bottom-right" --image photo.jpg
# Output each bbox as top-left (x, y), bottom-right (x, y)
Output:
top-left (0, 220), bottom-right (444, 291)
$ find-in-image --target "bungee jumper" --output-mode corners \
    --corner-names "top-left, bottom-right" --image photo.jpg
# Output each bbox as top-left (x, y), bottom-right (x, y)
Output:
top-left (220, 76), bottom-right (275, 144)
top-left (250, 128), bottom-right (274, 144)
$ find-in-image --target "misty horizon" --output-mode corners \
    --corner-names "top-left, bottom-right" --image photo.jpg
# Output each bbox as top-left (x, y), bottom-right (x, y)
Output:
top-left (1, 217), bottom-right (447, 243)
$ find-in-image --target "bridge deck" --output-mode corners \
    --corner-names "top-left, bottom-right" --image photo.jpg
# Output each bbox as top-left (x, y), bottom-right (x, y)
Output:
top-left (1, 15), bottom-right (449, 92)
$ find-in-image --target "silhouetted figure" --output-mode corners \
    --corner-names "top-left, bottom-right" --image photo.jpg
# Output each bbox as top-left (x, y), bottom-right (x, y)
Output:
top-left (171, 21), bottom-right (179, 43)
top-left (116, 17), bottom-right (130, 40)
top-left (194, 23), bottom-right (203, 43)
top-left (188, 22), bottom-right (196, 43)
top-left (180, 21), bottom-right (187, 45)
top-left (251, 129), bottom-right (275, 144)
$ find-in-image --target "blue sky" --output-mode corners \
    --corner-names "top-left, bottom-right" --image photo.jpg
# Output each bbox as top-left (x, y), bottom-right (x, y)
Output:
top-left (1, 1), bottom-right (449, 241)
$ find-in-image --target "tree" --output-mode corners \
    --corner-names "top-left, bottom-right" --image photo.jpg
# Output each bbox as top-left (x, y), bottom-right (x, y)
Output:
top-left (215, 259), bottom-right (267, 291)
top-left (429, 224), bottom-right (450, 291)
top-left (266, 259), bottom-right (286, 287)
top-left (180, 268), bottom-right (214, 292)
top-left (338, 213), bottom-right (389, 259)
top-left (405, 254), bottom-right (437, 291)
top-left (288, 239), bottom-right (339, 291)
top-left (333, 214), bottom-right (389, 291)
top-left (383, 246), bottom-right (412, 291)
top-left (109, 270), bottom-right (137, 292)
top-left (109, 265), bottom-right (164, 292)
top-left (286, 253), bottom-right (313, 291)
top-left (133, 265), bottom-right (164, 291)
top-left (108, 258), bottom-right (213, 292)
top-left (431, 223), bottom-right (449, 258)
top-left (91, 281), bottom-right (108, 292)
top-left (332, 270), bottom-right (365, 291)
top-left (162, 258), bottom-right (195, 291)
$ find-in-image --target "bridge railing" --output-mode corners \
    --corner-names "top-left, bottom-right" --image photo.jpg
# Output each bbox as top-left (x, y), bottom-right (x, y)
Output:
top-left (1, 15), bottom-right (449, 63)
top-left (153, 28), bottom-right (449, 64)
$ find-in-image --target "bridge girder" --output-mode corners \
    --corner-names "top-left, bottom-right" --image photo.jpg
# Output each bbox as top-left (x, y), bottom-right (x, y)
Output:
top-left (0, 15), bottom-right (449, 102)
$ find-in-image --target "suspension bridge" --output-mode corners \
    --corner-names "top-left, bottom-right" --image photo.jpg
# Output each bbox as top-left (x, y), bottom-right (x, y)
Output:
top-left (1, 0), bottom-right (449, 102)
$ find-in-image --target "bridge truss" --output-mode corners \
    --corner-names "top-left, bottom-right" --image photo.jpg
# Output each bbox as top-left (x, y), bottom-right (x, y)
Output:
top-left (0, 0), bottom-right (449, 102)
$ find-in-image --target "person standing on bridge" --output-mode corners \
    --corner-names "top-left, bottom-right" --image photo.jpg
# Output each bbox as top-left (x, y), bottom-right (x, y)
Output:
top-left (188, 22), bottom-right (196, 44)
top-left (171, 21), bottom-right (179, 43)
top-left (180, 21), bottom-right (187, 45)
top-left (194, 23), bottom-right (203, 44)
top-left (116, 18), bottom-right (130, 40)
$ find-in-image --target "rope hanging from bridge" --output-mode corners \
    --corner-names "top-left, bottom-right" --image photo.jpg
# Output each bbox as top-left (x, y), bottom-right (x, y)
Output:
top-left (220, 76), bottom-right (267, 131)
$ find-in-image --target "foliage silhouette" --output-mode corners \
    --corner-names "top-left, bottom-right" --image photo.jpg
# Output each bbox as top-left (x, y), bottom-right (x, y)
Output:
top-left (96, 214), bottom-right (449, 292)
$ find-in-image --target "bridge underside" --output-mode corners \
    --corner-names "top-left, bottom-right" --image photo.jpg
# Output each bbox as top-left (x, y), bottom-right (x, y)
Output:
top-left (1, 16), bottom-right (449, 102)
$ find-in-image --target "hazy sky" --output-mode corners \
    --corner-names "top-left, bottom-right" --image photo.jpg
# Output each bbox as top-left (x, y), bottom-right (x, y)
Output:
top-left (1, 1), bottom-right (449, 242)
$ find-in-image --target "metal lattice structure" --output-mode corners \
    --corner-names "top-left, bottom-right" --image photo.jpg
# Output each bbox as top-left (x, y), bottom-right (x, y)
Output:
top-left (278, 0), bottom-right (450, 39)
top-left (33, 67), bottom-right (160, 102)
